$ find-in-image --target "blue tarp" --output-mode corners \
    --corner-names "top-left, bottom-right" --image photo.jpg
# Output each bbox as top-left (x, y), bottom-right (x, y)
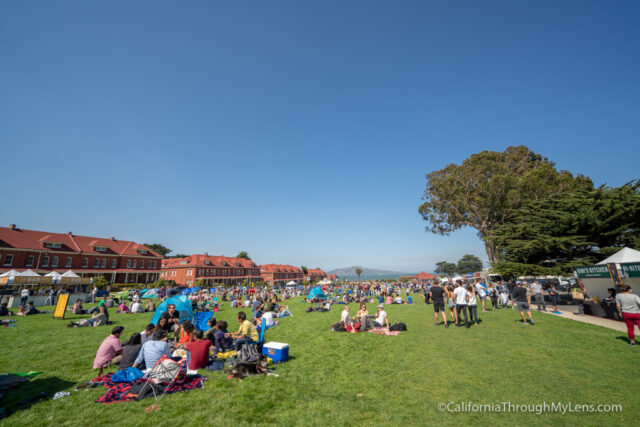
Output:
top-left (195, 311), bottom-right (214, 331)
top-left (308, 286), bottom-right (326, 300)
top-left (151, 295), bottom-right (194, 325)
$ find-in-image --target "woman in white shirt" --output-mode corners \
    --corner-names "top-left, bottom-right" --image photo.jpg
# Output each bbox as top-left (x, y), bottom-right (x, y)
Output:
top-left (466, 285), bottom-right (479, 326)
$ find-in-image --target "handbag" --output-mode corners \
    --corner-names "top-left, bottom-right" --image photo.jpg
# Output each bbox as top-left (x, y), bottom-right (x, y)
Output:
top-left (572, 290), bottom-right (585, 302)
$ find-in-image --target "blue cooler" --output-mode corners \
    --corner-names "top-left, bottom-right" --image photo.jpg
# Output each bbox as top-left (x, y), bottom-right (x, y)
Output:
top-left (262, 342), bottom-right (289, 363)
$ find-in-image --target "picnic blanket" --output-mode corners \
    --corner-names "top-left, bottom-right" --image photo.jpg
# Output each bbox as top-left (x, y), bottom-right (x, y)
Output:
top-left (93, 373), bottom-right (206, 404)
top-left (367, 328), bottom-right (402, 336)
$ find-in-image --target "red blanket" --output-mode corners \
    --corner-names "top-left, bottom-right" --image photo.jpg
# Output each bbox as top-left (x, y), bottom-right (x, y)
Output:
top-left (367, 327), bottom-right (402, 336)
top-left (93, 373), bottom-right (206, 403)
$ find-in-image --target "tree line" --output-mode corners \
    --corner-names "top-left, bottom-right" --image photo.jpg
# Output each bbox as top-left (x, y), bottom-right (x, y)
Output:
top-left (420, 146), bottom-right (640, 277)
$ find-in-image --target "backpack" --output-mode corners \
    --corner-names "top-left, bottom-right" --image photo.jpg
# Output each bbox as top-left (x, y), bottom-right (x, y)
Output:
top-left (237, 344), bottom-right (260, 362)
top-left (389, 322), bottom-right (407, 332)
top-left (331, 321), bottom-right (347, 332)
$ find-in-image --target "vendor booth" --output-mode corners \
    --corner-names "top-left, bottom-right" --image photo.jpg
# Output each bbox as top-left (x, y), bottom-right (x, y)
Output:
top-left (576, 247), bottom-right (640, 300)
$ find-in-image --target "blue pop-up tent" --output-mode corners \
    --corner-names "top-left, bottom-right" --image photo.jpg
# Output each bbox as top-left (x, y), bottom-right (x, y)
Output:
top-left (151, 296), bottom-right (194, 325)
top-left (308, 286), bottom-right (326, 300)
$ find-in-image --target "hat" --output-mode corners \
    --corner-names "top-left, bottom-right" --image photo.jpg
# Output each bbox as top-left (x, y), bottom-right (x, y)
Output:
top-left (377, 304), bottom-right (384, 309)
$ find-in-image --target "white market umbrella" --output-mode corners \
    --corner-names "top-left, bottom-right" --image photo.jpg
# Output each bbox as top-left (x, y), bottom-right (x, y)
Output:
top-left (61, 270), bottom-right (80, 278)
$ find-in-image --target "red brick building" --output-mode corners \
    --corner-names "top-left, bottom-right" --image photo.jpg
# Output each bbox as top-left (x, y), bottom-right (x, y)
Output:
top-left (161, 254), bottom-right (262, 287)
top-left (260, 264), bottom-right (303, 286)
top-left (0, 224), bottom-right (162, 284)
top-left (306, 268), bottom-right (327, 283)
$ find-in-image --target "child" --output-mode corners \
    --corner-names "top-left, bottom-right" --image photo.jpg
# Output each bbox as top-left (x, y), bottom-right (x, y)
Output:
top-left (213, 320), bottom-right (233, 356)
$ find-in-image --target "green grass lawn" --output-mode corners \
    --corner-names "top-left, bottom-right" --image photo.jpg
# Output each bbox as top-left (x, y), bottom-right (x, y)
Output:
top-left (0, 295), bottom-right (638, 426)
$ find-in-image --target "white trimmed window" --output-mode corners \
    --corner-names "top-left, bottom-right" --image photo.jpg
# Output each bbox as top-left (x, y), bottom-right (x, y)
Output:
top-left (52, 256), bottom-right (59, 267)
top-left (111, 259), bottom-right (117, 269)
top-left (140, 260), bottom-right (145, 269)
top-left (132, 260), bottom-right (137, 269)
top-left (44, 242), bottom-right (62, 249)
top-left (82, 258), bottom-right (88, 268)
top-left (25, 255), bottom-right (34, 267)
top-left (94, 259), bottom-right (99, 268)
top-left (42, 256), bottom-right (50, 267)
top-left (126, 260), bottom-right (131, 268)
top-left (101, 258), bottom-right (107, 268)
top-left (66, 257), bottom-right (72, 268)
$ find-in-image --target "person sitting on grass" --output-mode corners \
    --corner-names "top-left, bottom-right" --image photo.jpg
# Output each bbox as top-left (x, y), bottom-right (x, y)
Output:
top-left (24, 301), bottom-right (40, 315)
top-left (145, 300), bottom-right (156, 312)
top-left (133, 329), bottom-right (171, 370)
top-left (68, 305), bottom-right (108, 327)
top-left (140, 323), bottom-right (155, 344)
top-left (161, 304), bottom-right (181, 333)
top-left (117, 300), bottom-right (129, 314)
top-left (129, 299), bottom-right (145, 313)
top-left (374, 304), bottom-right (390, 328)
top-left (203, 317), bottom-right (218, 343)
top-left (119, 332), bottom-right (143, 370)
top-left (88, 298), bottom-right (107, 314)
top-left (228, 311), bottom-right (258, 350)
top-left (177, 320), bottom-right (196, 348)
top-left (0, 303), bottom-right (13, 316)
top-left (212, 320), bottom-right (233, 356)
top-left (277, 305), bottom-right (293, 318)
top-left (340, 305), bottom-right (357, 333)
top-left (93, 326), bottom-right (125, 377)
top-left (186, 330), bottom-right (212, 370)
top-left (73, 299), bottom-right (87, 315)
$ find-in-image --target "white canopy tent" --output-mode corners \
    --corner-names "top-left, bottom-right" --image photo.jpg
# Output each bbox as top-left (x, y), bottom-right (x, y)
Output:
top-left (597, 247), bottom-right (640, 265)
top-left (14, 269), bottom-right (46, 285)
top-left (61, 270), bottom-right (80, 278)
top-left (0, 269), bottom-right (19, 278)
top-left (45, 271), bottom-right (62, 284)
top-left (286, 281), bottom-right (297, 286)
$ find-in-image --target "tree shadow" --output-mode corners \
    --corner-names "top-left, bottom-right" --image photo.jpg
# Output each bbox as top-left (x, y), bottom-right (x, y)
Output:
top-left (1, 376), bottom-right (75, 418)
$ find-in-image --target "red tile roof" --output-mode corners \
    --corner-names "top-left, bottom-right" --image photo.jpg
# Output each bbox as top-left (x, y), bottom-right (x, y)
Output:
top-left (259, 264), bottom-right (302, 274)
top-left (402, 271), bottom-right (436, 280)
top-left (162, 254), bottom-right (258, 269)
top-left (0, 226), bottom-right (162, 257)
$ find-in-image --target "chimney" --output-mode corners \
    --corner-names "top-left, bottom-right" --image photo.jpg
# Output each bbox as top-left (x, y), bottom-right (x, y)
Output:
top-left (67, 231), bottom-right (72, 235)
top-left (204, 252), bottom-right (208, 257)
top-left (9, 224), bottom-right (16, 230)
top-left (110, 236), bottom-right (115, 241)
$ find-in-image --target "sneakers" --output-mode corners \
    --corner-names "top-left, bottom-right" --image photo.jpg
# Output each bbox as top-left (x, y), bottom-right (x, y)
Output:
top-left (445, 324), bottom-right (449, 328)
top-left (529, 319), bottom-right (535, 325)
top-left (630, 341), bottom-right (636, 346)
top-left (522, 321), bottom-right (528, 325)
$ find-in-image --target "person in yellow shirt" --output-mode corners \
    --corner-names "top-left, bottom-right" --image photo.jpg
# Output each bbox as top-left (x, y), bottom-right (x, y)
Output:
top-left (228, 311), bottom-right (258, 350)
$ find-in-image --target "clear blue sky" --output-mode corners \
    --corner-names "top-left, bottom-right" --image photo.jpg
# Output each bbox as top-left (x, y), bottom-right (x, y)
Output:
top-left (1, 1), bottom-right (638, 273)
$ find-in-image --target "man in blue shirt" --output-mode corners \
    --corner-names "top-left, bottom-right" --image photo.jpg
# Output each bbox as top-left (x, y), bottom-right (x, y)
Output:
top-left (133, 329), bottom-right (171, 369)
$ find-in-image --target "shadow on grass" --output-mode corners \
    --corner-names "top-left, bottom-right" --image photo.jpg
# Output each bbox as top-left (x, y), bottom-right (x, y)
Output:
top-left (1, 376), bottom-right (75, 418)
top-left (615, 336), bottom-right (634, 344)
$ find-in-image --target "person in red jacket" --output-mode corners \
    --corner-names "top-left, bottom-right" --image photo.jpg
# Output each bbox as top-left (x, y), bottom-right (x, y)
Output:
top-left (186, 330), bottom-right (212, 370)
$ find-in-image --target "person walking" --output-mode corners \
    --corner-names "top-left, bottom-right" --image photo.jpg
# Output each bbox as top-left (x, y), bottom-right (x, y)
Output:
top-left (429, 282), bottom-right (448, 328)
top-left (512, 282), bottom-right (535, 325)
top-left (453, 281), bottom-right (470, 328)
top-left (615, 285), bottom-right (640, 346)
top-left (547, 283), bottom-right (560, 313)
top-left (91, 285), bottom-right (98, 304)
top-left (475, 280), bottom-right (487, 312)
top-left (531, 281), bottom-right (546, 311)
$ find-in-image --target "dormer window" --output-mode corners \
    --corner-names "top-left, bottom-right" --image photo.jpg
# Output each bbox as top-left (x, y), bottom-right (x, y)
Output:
top-left (204, 260), bottom-right (211, 265)
top-left (222, 261), bottom-right (229, 266)
top-left (95, 246), bottom-right (108, 252)
top-left (138, 249), bottom-right (148, 255)
top-left (180, 260), bottom-right (187, 265)
top-left (44, 242), bottom-right (62, 249)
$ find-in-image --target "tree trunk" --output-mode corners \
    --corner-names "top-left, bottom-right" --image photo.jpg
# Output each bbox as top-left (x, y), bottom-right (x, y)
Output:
top-left (481, 233), bottom-right (498, 264)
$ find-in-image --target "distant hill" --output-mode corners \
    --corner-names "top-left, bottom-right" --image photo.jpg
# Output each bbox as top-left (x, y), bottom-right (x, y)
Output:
top-left (327, 266), bottom-right (411, 281)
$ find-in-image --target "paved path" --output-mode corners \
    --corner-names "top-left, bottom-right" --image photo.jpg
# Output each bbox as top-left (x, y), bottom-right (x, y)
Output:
top-left (533, 304), bottom-right (627, 333)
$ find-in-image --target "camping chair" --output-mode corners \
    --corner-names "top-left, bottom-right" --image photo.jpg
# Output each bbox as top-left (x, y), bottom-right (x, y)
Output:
top-left (195, 311), bottom-right (214, 332)
top-left (136, 357), bottom-right (184, 401)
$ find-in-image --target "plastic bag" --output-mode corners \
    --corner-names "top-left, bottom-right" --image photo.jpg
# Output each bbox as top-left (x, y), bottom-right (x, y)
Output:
top-left (111, 367), bottom-right (144, 383)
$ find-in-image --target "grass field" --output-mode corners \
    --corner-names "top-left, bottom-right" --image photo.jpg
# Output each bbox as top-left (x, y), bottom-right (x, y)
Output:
top-left (0, 295), bottom-right (638, 426)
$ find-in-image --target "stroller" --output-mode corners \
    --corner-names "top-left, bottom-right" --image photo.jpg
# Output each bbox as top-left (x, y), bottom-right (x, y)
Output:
top-left (135, 357), bottom-right (186, 401)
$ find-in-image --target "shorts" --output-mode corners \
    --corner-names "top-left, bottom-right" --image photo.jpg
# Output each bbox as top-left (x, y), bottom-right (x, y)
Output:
top-left (516, 301), bottom-right (529, 312)
top-left (433, 301), bottom-right (445, 312)
top-left (479, 295), bottom-right (487, 300)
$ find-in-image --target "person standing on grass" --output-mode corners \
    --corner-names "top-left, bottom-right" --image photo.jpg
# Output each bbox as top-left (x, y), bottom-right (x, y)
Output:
top-left (429, 282), bottom-right (448, 328)
top-left (20, 288), bottom-right (29, 306)
top-left (423, 283), bottom-right (431, 305)
top-left (93, 326), bottom-right (124, 376)
top-left (488, 284), bottom-right (499, 310)
top-left (454, 281), bottom-right (470, 328)
top-left (91, 285), bottom-right (98, 303)
top-left (446, 285), bottom-right (458, 324)
top-left (475, 280), bottom-right (487, 312)
top-left (531, 280), bottom-right (546, 311)
top-left (512, 282), bottom-right (535, 325)
top-left (466, 285), bottom-right (479, 326)
top-left (616, 285), bottom-right (640, 346)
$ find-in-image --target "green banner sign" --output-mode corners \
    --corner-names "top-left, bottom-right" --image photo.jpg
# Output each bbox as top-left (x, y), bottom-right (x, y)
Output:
top-left (575, 265), bottom-right (610, 279)
top-left (621, 263), bottom-right (640, 278)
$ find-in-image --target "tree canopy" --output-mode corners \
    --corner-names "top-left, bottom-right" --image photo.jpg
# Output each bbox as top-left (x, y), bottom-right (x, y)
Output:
top-left (236, 251), bottom-right (251, 260)
top-left (143, 243), bottom-right (172, 257)
top-left (355, 267), bottom-right (362, 281)
top-left (434, 261), bottom-right (457, 277)
top-left (457, 254), bottom-right (483, 274)
top-left (419, 146), bottom-right (592, 262)
top-left (301, 266), bottom-right (308, 275)
top-left (489, 180), bottom-right (640, 276)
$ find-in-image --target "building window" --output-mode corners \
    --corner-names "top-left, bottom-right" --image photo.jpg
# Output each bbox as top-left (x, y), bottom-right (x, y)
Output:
top-left (111, 259), bottom-right (117, 269)
top-left (83, 258), bottom-right (88, 268)
top-left (140, 260), bottom-right (145, 269)
top-left (52, 256), bottom-right (59, 267)
top-left (42, 256), bottom-right (50, 267)
top-left (132, 260), bottom-right (137, 269)
top-left (101, 258), bottom-right (107, 268)
top-left (94, 258), bottom-right (99, 268)
top-left (126, 260), bottom-right (131, 268)
top-left (66, 257), bottom-right (72, 268)
top-left (25, 255), bottom-right (34, 267)
top-left (44, 242), bottom-right (62, 249)
top-left (95, 246), bottom-right (107, 252)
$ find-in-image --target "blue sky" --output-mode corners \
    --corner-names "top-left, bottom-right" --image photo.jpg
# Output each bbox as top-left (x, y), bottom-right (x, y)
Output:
top-left (1, 1), bottom-right (638, 272)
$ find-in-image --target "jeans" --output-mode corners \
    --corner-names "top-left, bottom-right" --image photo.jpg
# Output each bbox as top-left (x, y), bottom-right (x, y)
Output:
top-left (468, 305), bottom-right (478, 323)
top-left (456, 304), bottom-right (469, 327)
top-left (20, 296), bottom-right (28, 306)
top-left (534, 293), bottom-right (546, 310)
top-left (44, 296), bottom-right (54, 306)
